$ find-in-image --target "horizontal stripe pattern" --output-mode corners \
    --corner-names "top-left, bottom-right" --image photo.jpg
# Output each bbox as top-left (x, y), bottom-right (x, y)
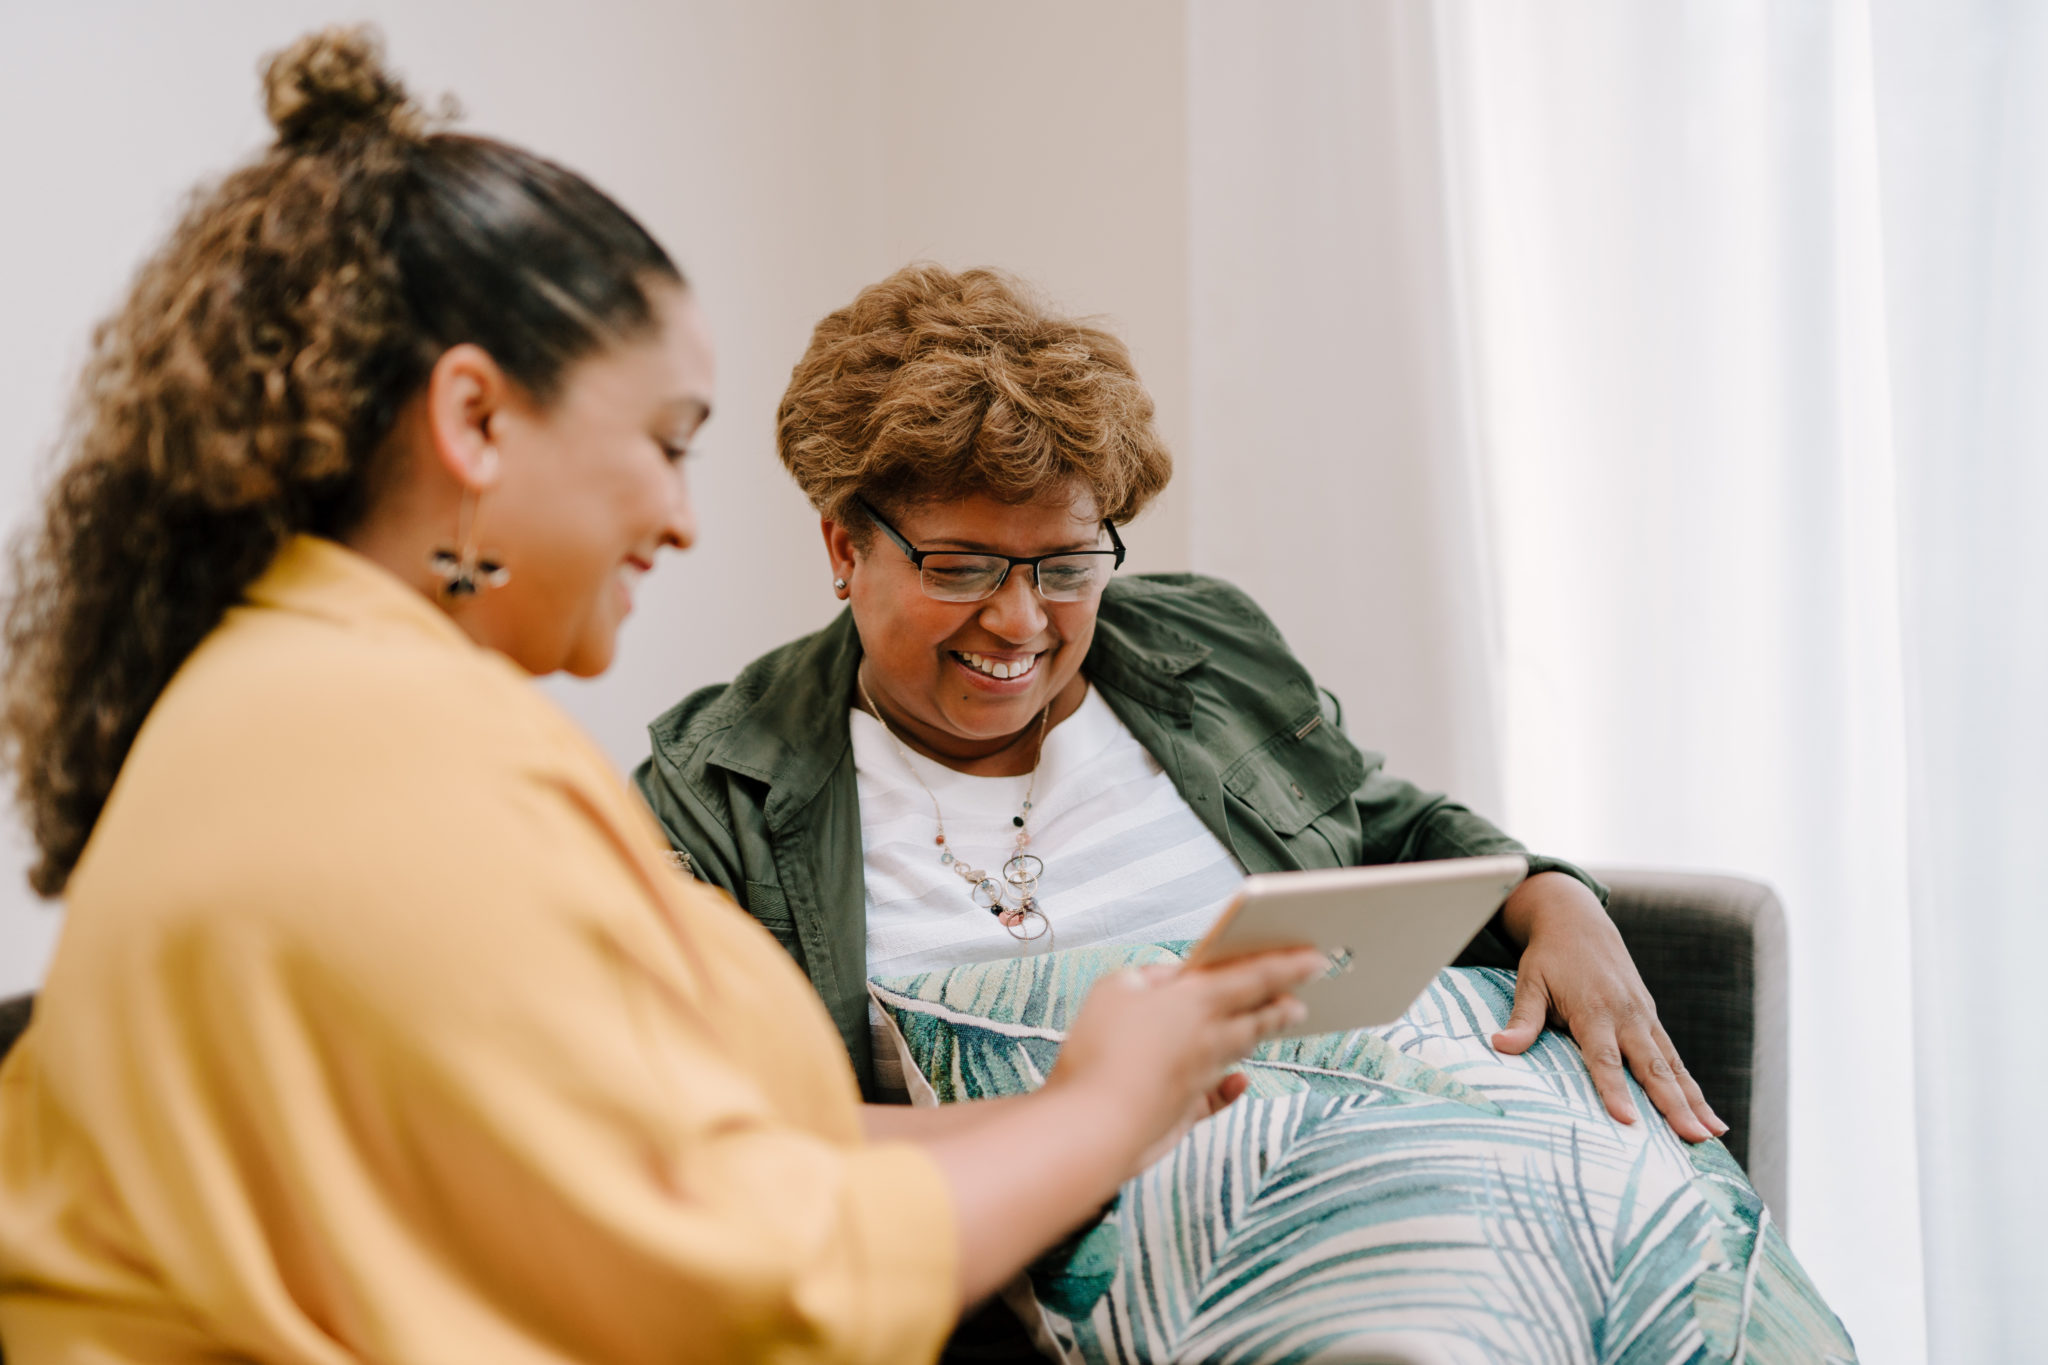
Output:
top-left (855, 687), bottom-right (1243, 1099)
top-left (854, 686), bottom-right (1243, 977)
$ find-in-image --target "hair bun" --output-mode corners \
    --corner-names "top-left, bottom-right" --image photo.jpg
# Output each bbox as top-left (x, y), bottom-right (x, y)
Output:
top-left (262, 25), bottom-right (423, 148)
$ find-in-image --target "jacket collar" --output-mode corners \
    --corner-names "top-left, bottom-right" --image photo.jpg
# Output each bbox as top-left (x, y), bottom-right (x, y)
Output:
top-left (1084, 581), bottom-right (1211, 720)
top-left (706, 609), bottom-right (865, 833)
top-left (703, 579), bottom-right (1211, 829)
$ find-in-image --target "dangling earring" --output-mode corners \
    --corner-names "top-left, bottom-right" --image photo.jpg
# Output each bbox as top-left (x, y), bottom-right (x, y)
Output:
top-left (430, 482), bottom-right (510, 601)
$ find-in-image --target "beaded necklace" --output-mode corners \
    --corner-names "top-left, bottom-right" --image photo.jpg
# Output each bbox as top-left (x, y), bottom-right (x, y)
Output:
top-left (856, 669), bottom-right (1052, 943)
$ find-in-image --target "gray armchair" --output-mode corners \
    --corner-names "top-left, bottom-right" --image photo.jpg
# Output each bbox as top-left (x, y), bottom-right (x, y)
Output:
top-left (1593, 866), bottom-right (1789, 1225)
top-left (0, 869), bottom-right (1790, 1222)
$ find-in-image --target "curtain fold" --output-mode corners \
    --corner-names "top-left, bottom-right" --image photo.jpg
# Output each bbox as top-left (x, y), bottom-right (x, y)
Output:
top-left (1429, 2), bottom-right (1925, 1353)
top-left (1190, 2), bottom-right (2047, 1358)
top-left (1868, 3), bottom-right (2048, 1359)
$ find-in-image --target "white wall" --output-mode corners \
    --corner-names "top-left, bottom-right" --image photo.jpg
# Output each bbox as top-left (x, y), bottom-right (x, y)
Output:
top-left (552, 0), bottom-right (1195, 765)
top-left (0, 2), bottom-right (1193, 994)
top-left (1187, 3), bottom-right (1505, 814)
top-left (869, 0), bottom-right (1192, 572)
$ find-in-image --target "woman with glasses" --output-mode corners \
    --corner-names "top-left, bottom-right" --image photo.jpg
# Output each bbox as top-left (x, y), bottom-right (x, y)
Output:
top-left (630, 260), bottom-right (1879, 1359)
top-left (636, 263), bottom-right (1725, 1142)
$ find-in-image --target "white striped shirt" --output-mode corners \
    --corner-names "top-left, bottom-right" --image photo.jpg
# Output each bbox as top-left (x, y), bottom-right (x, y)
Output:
top-left (854, 686), bottom-right (1245, 1065)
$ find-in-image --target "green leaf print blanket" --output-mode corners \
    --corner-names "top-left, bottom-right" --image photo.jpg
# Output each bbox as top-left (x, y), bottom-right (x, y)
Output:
top-left (870, 944), bottom-right (1855, 1365)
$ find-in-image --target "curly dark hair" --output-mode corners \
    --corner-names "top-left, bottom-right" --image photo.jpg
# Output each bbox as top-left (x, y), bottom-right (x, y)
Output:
top-left (0, 25), bottom-right (681, 897)
top-left (776, 264), bottom-right (1173, 537)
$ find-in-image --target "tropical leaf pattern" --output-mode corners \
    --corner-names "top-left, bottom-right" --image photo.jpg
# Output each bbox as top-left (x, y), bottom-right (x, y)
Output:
top-left (871, 944), bottom-right (1855, 1365)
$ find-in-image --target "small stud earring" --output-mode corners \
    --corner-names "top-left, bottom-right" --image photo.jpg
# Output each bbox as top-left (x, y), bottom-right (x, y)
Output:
top-left (833, 577), bottom-right (848, 592)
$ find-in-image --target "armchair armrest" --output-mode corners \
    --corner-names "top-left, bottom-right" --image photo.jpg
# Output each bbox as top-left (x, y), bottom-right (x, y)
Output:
top-left (1592, 866), bottom-right (1789, 1226)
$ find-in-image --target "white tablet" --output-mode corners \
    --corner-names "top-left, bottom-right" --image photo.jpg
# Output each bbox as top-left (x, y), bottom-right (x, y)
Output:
top-left (1185, 855), bottom-right (1528, 1037)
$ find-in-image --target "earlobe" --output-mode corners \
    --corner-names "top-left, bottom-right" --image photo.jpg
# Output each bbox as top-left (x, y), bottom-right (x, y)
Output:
top-left (820, 514), bottom-right (859, 587)
top-left (425, 343), bottom-right (510, 492)
top-left (474, 439), bottom-right (501, 486)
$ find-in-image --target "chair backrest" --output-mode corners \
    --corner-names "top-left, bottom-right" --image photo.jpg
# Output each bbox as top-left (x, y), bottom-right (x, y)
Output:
top-left (0, 992), bottom-right (33, 1067)
top-left (0, 994), bottom-right (29, 1361)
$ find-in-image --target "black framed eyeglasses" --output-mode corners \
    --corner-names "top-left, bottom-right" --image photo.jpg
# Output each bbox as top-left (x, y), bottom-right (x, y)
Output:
top-left (858, 497), bottom-right (1125, 603)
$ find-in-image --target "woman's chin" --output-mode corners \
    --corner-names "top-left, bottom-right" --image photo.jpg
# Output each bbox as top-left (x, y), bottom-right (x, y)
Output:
top-left (938, 689), bottom-right (1059, 744)
top-left (559, 629), bottom-right (620, 679)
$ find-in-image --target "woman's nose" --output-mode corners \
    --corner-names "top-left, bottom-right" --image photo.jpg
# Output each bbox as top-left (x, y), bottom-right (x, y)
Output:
top-left (978, 567), bottom-right (1047, 641)
top-left (663, 466), bottom-right (698, 552)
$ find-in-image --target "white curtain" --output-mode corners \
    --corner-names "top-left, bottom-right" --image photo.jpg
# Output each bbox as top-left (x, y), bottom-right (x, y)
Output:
top-left (1189, 3), bottom-right (2047, 1360)
top-left (1868, 2), bottom-right (2048, 1357)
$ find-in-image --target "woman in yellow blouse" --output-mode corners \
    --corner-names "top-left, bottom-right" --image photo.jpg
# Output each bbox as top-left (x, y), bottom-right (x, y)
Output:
top-left (0, 28), bottom-right (1319, 1364)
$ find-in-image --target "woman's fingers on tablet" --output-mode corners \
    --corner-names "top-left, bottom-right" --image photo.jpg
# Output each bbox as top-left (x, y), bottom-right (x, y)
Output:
top-left (1196, 948), bottom-right (1326, 1015)
top-left (1205, 997), bottom-right (1304, 1070)
top-left (1251, 991), bottom-right (1309, 1039)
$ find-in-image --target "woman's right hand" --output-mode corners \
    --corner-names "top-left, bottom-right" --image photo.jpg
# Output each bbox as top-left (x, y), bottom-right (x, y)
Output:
top-left (1048, 949), bottom-right (1326, 1175)
top-left (903, 947), bottom-right (1327, 1309)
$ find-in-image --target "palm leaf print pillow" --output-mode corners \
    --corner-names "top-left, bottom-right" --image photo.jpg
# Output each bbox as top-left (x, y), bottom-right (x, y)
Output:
top-left (870, 944), bottom-right (1855, 1365)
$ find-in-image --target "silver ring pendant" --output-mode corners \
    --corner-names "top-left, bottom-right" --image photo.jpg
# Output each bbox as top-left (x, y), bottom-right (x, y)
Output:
top-left (999, 907), bottom-right (1051, 941)
top-left (1003, 853), bottom-right (1044, 886)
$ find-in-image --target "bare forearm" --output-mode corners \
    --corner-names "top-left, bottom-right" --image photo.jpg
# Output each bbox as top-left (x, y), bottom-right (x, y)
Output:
top-left (859, 1095), bottom-right (1030, 1143)
top-left (860, 1091), bottom-right (1145, 1305)
top-left (872, 952), bottom-right (1325, 1310)
top-left (915, 1080), bottom-right (1148, 1308)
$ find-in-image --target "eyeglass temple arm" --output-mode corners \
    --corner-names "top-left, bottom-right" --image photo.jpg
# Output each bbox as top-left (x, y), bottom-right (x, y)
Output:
top-left (856, 497), bottom-right (919, 561)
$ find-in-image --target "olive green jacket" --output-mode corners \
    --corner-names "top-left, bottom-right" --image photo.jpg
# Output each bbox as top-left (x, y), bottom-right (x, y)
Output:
top-left (634, 574), bottom-right (1605, 1100)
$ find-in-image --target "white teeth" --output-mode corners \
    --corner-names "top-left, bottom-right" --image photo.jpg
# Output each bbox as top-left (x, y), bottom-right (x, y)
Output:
top-left (956, 651), bottom-right (1037, 681)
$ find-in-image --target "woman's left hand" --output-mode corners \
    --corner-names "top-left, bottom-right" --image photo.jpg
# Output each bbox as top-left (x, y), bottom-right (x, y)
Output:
top-left (1490, 872), bottom-right (1728, 1144)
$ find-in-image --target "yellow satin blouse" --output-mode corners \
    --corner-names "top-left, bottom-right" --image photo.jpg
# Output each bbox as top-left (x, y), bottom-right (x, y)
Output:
top-left (0, 536), bottom-right (955, 1363)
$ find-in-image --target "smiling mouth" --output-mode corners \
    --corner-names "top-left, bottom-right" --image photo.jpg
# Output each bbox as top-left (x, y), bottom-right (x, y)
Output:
top-left (953, 650), bottom-right (1040, 681)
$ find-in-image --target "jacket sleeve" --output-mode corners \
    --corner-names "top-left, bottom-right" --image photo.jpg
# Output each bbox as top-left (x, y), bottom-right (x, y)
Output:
top-left (633, 699), bottom-right (746, 903)
top-left (1348, 757), bottom-right (1609, 966)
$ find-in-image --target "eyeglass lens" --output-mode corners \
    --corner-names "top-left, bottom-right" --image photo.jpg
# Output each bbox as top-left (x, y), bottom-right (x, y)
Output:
top-left (918, 553), bottom-right (1113, 603)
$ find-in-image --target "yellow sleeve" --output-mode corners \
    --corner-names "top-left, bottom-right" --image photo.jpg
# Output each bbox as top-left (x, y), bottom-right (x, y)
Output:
top-left (39, 750), bottom-right (957, 1365)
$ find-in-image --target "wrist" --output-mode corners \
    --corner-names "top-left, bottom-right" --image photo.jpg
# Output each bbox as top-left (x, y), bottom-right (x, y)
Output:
top-left (1042, 1065), bottom-right (1159, 1177)
top-left (1501, 870), bottom-right (1609, 946)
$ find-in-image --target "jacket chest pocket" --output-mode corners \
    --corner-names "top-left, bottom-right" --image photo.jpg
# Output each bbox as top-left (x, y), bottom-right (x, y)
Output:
top-left (744, 880), bottom-right (805, 961)
top-left (1220, 701), bottom-right (1366, 838)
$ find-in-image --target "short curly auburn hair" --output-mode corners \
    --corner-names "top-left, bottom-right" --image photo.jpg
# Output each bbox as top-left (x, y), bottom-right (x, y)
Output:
top-left (776, 264), bottom-right (1172, 534)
